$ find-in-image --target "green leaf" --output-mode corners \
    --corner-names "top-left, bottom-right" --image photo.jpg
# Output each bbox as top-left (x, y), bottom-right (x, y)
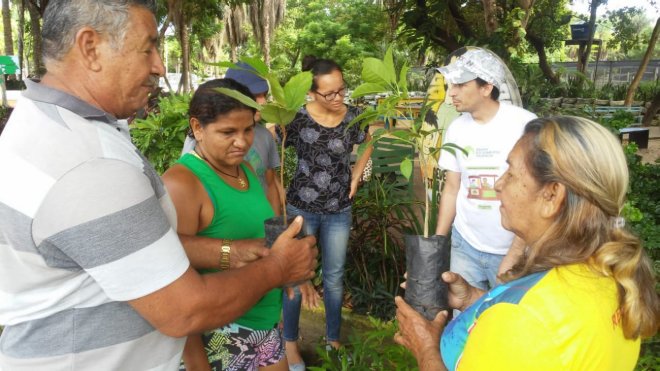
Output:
top-left (390, 130), bottom-right (416, 142)
top-left (441, 142), bottom-right (468, 156)
top-left (398, 63), bottom-right (409, 95)
top-left (205, 61), bottom-right (237, 69)
top-left (372, 128), bottom-right (387, 138)
top-left (266, 75), bottom-right (286, 105)
top-left (348, 108), bottom-right (380, 129)
top-left (351, 83), bottom-right (388, 98)
top-left (383, 47), bottom-right (396, 84)
top-left (400, 157), bottom-right (413, 180)
top-left (239, 57), bottom-right (269, 77)
top-left (356, 142), bottom-right (368, 156)
top-left (283, 71), bottom-right (312, 110)
top-left (261, 104), bottom-right (297, 126)
top-left (213, 88), bottom-right (263, 111)
top-left (361, 57), bottom-right (389, 85)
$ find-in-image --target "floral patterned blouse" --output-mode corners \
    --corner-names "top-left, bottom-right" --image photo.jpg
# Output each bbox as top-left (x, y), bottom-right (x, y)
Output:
top-left (283, 105), bottom-right (367, 214)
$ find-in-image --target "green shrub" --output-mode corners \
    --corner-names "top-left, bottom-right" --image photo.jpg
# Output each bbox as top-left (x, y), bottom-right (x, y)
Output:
top-left (634, 80), bottom-right (660, 102)
top-left (345, 177), bottom-right (420, 319)
top-left (309, 317), bottom-right (417, 371)
top-left (282, 145), bottom-right (298, 188)
top-left (130, 93), bottom-right (191, 174)
top-left (636, 336), bottom-right (660, 371)
top-left (624, 147), bottom-right (660, 262)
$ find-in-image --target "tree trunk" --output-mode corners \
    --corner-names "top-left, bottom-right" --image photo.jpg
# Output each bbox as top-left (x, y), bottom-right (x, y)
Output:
top-left (407, 0), bottom-right (461, 52)
top-left (3, 0), bottom-right (13, 55)
top-left (230, 45), bottom-right (237, 63)
top-left (26, 0), bottom-right (42, 77)
top-left (249, 0), bottom-right (283, 67)
top-left (482, 0), bottom-right (499, 36)
top-left (518, 0), bottom-right (534, 27)
top-left (511, 0), bottom-right (535, 47)
top-left (526, 31), bottom-right (559, 84)
top-left (179, 20), bottom-right (191, 93)
top-left (446, 0), bottom-right (474, 39)
top-left (224, 4), bottom-right (246, 63)
top-left (17, 0), bottom-right (24, 80)
top-left (577, 0), bottom-right (601, 75)
top-left (158, 12), bottom-right (171, 67)
top-left (383, 0), bottom-right (401, 39)
top-left (263, 0), bottom-right (271, 66)
top-left (625, 17), bottom-right (659, 106)
top-left (642, 93), bottom-right (659, 127)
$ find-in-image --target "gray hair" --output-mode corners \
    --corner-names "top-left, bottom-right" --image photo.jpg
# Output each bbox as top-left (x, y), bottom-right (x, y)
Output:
top-left (42, 0), bottom-right (157, 63)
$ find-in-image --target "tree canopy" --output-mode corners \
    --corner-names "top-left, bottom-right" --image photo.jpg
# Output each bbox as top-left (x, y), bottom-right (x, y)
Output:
top-left (0, 0), bottom-right (657, 91)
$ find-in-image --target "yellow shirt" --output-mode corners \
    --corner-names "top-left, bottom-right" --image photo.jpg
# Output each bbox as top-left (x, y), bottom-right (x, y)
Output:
top-left (441, 264), bottom-right (640, 370)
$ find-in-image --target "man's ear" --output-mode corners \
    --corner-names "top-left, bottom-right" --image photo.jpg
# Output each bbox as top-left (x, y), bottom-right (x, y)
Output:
top-left (480, 83), bottom-right (494, 98)
top-left (540, 182), bottom-right (566, 219)
top-left (74, 26), bottom-right (103, 72)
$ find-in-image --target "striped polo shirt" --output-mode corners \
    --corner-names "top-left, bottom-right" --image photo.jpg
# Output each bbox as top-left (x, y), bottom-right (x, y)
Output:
top-left (0, 80), bottom-right (190, 370)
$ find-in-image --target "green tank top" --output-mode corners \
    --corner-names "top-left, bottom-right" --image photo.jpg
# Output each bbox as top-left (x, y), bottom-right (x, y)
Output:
top-left (177, 152), bottom-right (280, 330)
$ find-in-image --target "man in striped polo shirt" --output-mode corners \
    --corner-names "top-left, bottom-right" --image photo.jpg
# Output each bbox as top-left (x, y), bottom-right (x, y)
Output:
top-left (0, 1), bottom-right (318, 370)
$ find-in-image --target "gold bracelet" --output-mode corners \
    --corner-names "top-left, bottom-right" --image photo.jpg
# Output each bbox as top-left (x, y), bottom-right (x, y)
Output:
top-left (220, 239), bottom-right (232, 270)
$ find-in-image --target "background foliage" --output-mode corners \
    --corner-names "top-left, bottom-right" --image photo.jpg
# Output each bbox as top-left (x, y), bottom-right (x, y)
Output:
top-left (130, 93), bottom-right (191, 174)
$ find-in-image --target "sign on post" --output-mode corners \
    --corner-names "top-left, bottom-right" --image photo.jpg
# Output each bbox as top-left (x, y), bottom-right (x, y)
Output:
top-left (0, 55), bottom-right (20, 107)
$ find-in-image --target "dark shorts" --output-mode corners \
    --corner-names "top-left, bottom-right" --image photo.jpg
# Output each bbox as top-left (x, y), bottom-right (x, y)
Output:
top-left (181, 323), bottom-right (285, 371)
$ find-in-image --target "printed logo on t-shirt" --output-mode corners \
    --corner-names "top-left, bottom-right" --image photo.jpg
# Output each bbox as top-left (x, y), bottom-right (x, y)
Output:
top-left (467, 174), bottom-right (497, 200)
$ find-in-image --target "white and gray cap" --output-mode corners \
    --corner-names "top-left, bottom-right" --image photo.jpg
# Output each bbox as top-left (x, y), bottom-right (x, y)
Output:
top-left (437, 49), bottom-right (505, 91)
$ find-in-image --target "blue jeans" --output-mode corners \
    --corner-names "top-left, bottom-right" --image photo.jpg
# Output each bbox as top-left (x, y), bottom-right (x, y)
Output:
top-left (282, 204), bottom-right (352, 343)
top-left (450, 226), bottom-right (504, 291)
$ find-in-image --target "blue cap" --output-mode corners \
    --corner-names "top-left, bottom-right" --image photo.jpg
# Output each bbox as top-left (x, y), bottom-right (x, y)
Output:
top-left (225, 62), bottom-right (269, 95)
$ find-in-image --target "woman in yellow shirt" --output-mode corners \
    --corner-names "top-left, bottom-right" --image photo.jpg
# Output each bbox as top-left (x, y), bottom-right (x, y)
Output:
top-left (395, 116), bottom-right (658, 370)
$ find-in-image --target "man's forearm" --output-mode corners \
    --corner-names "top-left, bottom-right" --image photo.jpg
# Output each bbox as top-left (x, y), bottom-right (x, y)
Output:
top-left (131, 222), bottom-right (317, 339)
top-left (191, 256), bottom-right (286, 330)
top-left (140, 256), bottom-right (287, 337)
top-left (435, 171), bottom-right (460, 236)
top-left (435, 194), bottom-right (457, 236)
top-left (179, 234), bottom-right (263, 270)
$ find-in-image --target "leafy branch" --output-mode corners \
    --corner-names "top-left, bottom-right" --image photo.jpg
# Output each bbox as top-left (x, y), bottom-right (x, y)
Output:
top-left (350, 47), bottom-right (466, 237)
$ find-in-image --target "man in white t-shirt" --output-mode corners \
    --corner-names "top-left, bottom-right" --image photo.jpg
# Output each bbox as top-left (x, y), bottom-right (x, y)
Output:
top-left (435, 48), bottom-right (537, 291)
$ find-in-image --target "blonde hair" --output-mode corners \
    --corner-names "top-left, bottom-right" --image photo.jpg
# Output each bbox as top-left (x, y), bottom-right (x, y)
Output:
top-left (507, 116), bottom-right (658, 339)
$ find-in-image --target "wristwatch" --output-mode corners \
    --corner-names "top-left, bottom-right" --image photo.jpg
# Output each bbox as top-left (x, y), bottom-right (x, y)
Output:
top-left (220, 239), bottom-right (232, 270)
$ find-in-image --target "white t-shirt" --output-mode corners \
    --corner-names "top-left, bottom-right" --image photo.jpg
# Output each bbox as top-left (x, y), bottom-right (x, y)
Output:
top-left (438, 102), bottom-right (537, 254)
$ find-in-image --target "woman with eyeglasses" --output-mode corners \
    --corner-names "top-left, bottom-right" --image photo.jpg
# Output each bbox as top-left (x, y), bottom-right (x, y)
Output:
top-left (279, 56), bottom-right (373, 370)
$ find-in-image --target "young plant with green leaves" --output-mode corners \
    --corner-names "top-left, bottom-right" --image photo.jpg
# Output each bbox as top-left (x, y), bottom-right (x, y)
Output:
top-left (350, 48), bottom-right (464, 238)
top-left (211, 57), bottom-right (312, 222)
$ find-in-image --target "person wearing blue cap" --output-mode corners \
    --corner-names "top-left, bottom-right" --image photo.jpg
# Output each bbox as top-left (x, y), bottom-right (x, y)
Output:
top-left (182, 62), bottom-right (283, 216)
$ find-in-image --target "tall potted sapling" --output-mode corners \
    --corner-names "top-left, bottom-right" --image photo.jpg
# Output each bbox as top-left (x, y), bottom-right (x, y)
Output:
top-left (213, 57), bottom-right (312, 245)
top-left (350, 48), bottom-right (464, 320)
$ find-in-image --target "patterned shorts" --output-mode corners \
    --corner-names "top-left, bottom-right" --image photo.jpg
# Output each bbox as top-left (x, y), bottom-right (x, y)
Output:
top-left (181, 323), bottom-right (285, 371)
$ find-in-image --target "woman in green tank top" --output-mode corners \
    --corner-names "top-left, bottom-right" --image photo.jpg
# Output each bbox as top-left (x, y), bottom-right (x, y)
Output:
top-left (162, 79), bottom-right (288, 371)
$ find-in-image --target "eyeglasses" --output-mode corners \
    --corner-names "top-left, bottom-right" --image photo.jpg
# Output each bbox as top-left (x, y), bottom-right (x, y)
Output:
top-left (314, 87), bottom-right (347, 101)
